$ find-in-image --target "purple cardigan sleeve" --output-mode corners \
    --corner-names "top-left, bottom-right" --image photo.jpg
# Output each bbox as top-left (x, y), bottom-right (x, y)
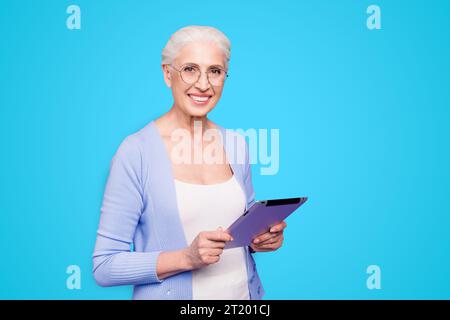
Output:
top-left (92, 136), bottom-right (163, 287)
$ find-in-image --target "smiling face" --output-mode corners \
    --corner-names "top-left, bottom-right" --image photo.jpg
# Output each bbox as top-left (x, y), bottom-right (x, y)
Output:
top-left (162, 40), bottom-right (227, 117)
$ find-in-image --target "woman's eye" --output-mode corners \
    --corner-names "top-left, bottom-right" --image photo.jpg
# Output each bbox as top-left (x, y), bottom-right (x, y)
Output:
top-left (183, 66), bottom-right (197, 73)
top-left (210, 69), bottom-right (222, 75)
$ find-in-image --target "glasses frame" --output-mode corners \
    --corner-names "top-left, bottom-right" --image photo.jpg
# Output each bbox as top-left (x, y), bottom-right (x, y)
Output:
top-left (167, 63), bottom-right (229, 86)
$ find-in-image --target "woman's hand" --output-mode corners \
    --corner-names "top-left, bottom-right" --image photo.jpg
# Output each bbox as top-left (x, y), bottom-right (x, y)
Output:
top-left (183, 227), bottom-right (233, 270)
top-left (250, 221), bottom-right (287, 252)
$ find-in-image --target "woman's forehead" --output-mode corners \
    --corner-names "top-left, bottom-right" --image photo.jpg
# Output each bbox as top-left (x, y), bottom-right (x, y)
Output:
top-left (176, 41), bottom-right (226, 68)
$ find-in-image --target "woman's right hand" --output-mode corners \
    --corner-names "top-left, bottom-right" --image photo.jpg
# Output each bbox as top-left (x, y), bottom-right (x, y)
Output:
top-left (183, 226), bottom-right (233, 270)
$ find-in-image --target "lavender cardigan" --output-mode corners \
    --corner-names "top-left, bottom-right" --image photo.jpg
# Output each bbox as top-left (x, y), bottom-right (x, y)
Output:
top-left (92, 120), bottom-right (265, 299)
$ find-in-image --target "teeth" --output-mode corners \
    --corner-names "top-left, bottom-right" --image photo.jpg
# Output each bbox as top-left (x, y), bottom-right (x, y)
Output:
top-left (189, 95), bottom-right (210, 102)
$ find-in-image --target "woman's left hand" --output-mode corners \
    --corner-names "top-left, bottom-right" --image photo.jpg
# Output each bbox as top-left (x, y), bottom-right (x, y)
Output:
top-left (250, 221), bottom-right (287, 252)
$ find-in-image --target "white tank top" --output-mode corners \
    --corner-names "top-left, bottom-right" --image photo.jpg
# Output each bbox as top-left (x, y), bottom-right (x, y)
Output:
top-left (174, 174), bottom-right (250, 300)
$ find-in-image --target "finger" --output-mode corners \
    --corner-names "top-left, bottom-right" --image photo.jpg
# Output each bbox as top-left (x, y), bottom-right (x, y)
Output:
top-left (203, 239), bottom-right (227, 249)
top-left (199, 247), bottom-right (223, 256)
top-left (255, 229), bottom-right (270, 238)
top-left (256, 234), bottom-right (281, 246)
top-left (258, 234), bottom-right (282, 245)
top-left (218, 226), bottom-right (234, 240)
top-left (250, 245), bottom-right (273, 252)
top-left (222, 228), bottom-right (234, 240)
top-left (269, 221), bottom-right (286, 233)
top-left (204, 255), bottom-right (220, 264)
top-left (204, 230), bottom-right (233, 242)
top-left (270, 221), bottom-right (287, 233)
top-left (256, 237), bottom-right (283, 249)
top-left (253, 231), bottom-right (278, 244)
top-left (206, 248), bottom-right (224, 256)
top-left (256, 241), bottom-right (281, 250)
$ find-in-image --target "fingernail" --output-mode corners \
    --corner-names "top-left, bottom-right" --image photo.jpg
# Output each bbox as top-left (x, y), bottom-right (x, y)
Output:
top-left (254, 239), bottom-right (259, 244)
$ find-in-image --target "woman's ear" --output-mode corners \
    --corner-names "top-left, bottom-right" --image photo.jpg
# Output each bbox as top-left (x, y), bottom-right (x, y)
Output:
top-left (162, 64), bottom-right (172, 88)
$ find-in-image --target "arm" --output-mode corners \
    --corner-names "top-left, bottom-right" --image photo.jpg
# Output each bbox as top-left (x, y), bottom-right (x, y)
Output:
top-left (158, 228), bottom-right (233, 278)
top-left (93, 137), bottom-right (190, 286)
top-left (156, 249), bottom-right (193, 280)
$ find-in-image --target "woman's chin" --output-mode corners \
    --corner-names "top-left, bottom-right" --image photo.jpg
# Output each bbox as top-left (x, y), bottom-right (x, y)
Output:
top-left (184, 103), bottom-right (214, 117)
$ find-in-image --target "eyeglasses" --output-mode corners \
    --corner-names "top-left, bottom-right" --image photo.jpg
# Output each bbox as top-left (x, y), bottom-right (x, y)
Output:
top-left (168, 63), bottom-right (228, 86)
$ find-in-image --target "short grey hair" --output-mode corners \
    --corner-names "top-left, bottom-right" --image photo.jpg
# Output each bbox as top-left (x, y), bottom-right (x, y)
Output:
top-left (162, 25), bottom-right (231, 70)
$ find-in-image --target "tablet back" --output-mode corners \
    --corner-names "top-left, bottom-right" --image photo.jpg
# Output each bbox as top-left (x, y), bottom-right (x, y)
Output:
top-left (224, 197), bottom-right (308, 249)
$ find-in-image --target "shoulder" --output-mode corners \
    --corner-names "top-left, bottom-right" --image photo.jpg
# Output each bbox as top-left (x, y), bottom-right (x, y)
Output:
top-left (112, 121), bottom-right (156, 164)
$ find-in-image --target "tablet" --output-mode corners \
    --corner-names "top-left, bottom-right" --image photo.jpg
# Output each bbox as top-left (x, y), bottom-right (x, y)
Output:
top-left (224, 197), bottom-right (308, 250)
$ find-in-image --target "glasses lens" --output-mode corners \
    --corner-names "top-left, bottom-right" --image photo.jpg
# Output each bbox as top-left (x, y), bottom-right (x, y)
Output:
top-left (181, 65), bottom-right (200, 84)
top-left (208, 68), bottom-right (226, 86)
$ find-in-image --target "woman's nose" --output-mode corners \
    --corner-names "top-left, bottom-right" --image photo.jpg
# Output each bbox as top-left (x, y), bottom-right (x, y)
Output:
top-left (194, 72), bottom-right (211, 90)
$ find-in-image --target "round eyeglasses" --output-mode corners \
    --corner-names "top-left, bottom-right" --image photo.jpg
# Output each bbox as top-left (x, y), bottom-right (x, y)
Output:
top-left (168, 63), bottom-right (228, 86)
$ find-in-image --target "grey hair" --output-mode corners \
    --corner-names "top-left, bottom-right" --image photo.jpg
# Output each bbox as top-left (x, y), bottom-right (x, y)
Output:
top-left (162, 25), bottom-right (231, 70)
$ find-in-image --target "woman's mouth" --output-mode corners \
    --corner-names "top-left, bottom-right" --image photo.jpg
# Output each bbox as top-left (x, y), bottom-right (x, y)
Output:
top-left (187, 94), bottom-right (212, 106)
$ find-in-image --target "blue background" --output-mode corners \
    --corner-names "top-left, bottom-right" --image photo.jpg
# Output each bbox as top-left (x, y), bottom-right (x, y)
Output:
top-left (1, 0), bottom-right (449, 299)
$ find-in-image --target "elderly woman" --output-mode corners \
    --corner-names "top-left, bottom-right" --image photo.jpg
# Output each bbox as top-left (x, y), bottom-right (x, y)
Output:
top-left (93, 25), bottom-right (287, 300)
